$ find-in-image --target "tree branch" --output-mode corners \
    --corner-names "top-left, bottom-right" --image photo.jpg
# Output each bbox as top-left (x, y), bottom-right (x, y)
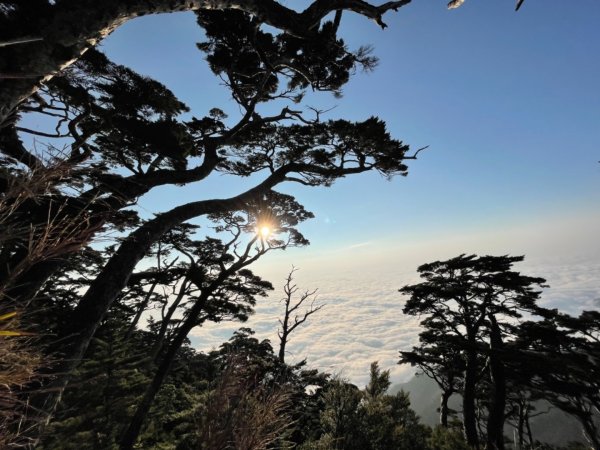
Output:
top-left (0, 0), bottom-right (411, 126)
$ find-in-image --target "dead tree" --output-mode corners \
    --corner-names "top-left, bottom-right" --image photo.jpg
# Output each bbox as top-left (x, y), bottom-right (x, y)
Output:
top-left (277, 266), bottom-right (323, 364)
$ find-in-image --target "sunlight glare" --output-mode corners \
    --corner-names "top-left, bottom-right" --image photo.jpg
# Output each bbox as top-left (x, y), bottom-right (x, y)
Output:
top-left (259, 225), bottom-right (271, 239)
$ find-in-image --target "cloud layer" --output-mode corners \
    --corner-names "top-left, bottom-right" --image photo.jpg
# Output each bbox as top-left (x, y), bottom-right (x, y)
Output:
top-left (190, 249), bottom-right (600, 387)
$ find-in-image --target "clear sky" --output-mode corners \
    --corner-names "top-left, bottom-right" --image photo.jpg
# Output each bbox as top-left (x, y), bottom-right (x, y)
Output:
top-left (99, 1), bottom-right (600, 385)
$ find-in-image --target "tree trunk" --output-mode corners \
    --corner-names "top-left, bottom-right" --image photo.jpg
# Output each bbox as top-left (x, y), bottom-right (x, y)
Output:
top-left (119, 282), bottom-right (217, 449)
top-left (517, 402), bottom-right (525, 449)
top-left (440, 389), bottom-right (453, 428)
top-left (30, 176), bottom-right (281, 436)
top-left (150, 275), bottom-right (190, 363)
top-left (486, 315), bottom-right (506, 450)
top-left (525, 412), bottom-right (534, 448)
top-left (463, 344), bottom-right (480, 449)
top-left (278, 330), bottom-right (289, 363)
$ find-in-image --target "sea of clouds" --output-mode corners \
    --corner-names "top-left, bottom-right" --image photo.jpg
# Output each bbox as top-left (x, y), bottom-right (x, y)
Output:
top-left (190, 253), bottom-right (600, 387)
top-left (190, 214), bottom-right (600, 387)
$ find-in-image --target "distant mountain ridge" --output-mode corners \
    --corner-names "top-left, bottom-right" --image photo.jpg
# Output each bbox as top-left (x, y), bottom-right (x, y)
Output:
top-left (390, 374), bottom-right (587, 447)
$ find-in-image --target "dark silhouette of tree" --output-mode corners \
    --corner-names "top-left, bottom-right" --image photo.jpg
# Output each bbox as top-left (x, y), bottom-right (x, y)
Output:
top-left (0, 8), bottom-right (424, 438)
top-left (1, 4), bottom-right (416, 308)
top-left (116, 194), bottom-right (309, 449)
top-left (400, 254), bottom-right (547, 450)
top-left (277, 266), bottom-right (323, 363)
top-left (399, 332), bottom-right (464, 427)
top-left (0, 0), bottom-right (413, 127)
top-left (513, 310), bottom-right (600, 449)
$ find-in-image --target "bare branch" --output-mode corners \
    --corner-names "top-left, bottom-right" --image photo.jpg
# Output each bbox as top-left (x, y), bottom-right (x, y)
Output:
top-left (404, 145), bottom-right (429, 160)
top-left (0, 36), bottom-right (43, 48)
top-left (277, 266), bottom-right (323, 362)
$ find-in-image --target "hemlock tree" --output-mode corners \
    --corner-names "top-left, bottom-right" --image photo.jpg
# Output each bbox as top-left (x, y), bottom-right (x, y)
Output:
top-left (400, 254), bottom-right (547, 450)
top-left (1, 5), bottom-right (420, 438)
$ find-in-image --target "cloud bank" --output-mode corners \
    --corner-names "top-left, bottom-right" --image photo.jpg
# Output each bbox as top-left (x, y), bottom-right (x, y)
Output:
top-left (188, 211), bottom-right (600, 386)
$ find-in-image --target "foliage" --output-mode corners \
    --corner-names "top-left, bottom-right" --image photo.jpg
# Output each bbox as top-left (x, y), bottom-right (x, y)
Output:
top-left (0, 2), bottom-right (591, 449)
top-left (427, 426), bottom-right (470, 450)
top-left (399, 254), bottom-right (600, 449)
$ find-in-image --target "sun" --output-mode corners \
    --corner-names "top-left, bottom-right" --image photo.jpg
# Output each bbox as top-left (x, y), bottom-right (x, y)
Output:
top-left (258, 225), bottom-right (271, 239)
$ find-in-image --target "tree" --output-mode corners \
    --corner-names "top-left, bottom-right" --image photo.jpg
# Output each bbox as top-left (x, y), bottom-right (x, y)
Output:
top-left (0, 1), bottom-right (531, 442)
top-left (1, 6), bottom-right (419, 437)
top-left (362, 361), bottom-right (430, 450)
top-left (0, 0), bottom-right (412, 126)
top-left (277, 266), bottom-right (323, 363)
top-left (400, 254), bottom-right (547, 449)
top-left (303, 362), bottom-right (432, 450)
top-left (317, 378), bottom-right (366, 450)
top-left (365, 361), bottom-right (391, 400)
top-left (399, 333), bottom-right (464, 427)
top-left (513, 310), bottom-right (600, 449)
top-left (118, 197), bottom-right (307, 449)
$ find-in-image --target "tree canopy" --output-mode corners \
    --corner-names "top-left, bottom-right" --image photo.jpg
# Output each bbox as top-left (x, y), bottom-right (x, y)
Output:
top-left (2, 2), bottom-right (585, 449)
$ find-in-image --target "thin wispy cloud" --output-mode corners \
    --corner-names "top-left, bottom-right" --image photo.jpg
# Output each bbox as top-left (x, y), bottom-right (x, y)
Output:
top-left (343, 241), bottom-right (371, 250)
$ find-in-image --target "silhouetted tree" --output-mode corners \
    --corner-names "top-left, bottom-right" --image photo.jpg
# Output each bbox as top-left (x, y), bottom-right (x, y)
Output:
top-left (400, 254), bottom-right (547, 449)
top-left (400, 334), bottom-right (464, 427)
top-left (277, 266), bottom-right (323, 363)
top-left (0, 8), bottom-right (427, 440)
top-left (0, 1), bottom-right (414, 126)
top-left (513, 310), bottom-right (600, 449)
top-left (119, 195), bottom-right (312, 449)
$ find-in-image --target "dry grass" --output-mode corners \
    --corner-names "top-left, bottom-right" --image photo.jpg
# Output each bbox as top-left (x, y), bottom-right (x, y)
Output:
top-left (0, 159), bottom-right (95, 447)
top-left (196, 356), bottom-right (295, 450)
top-left (0, 160), bottom-right (101, 301)
top-left (0, 320), bottom-right (42, 448)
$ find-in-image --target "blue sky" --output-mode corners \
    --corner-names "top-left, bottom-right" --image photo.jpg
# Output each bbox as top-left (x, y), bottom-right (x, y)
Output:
top-left (98, 1), bottom-right (600, 384)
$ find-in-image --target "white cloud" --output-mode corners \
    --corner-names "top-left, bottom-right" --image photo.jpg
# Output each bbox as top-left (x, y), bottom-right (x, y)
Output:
top-left (190, 213), bottom-right (600, 387)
